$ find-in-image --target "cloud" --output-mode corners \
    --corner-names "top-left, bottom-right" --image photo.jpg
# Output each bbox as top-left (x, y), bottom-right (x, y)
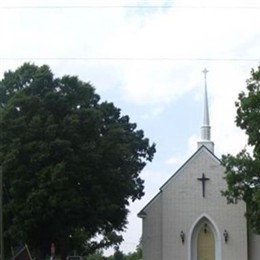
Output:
top-left (100, 1), bottom-right (260, 107)
top-left (165, 155), bottom-right (183, 165)
top-left (138, 105), bottom-right (165, 119)
top-left (1, 1), bottom-right (259, 109)
top-left (206, 64), bottom-right (253, 156)
top-left (165, 134), bottom-right (198, 167)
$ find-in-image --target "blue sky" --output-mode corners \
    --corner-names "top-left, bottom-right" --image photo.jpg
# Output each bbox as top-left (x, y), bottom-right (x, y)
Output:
top-left (1, 0), bottom-right (260, 255)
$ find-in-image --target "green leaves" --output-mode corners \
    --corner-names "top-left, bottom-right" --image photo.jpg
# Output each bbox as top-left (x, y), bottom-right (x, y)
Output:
top-left (0, 63), bottom-right (155, 257)
top-left (222, 65), bottom-right (260, 234)
top-left (235, 65), bottom-right (260, 154)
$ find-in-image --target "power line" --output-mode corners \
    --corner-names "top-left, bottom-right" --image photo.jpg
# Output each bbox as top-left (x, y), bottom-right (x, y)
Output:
top-left (0, 57), bottom-right (259, 62)
top-left (1, 4), bottom-right (260, 9)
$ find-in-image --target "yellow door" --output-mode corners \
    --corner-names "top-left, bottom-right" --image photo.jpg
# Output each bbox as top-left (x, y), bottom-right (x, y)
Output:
top-left (197, 224), bottom-right (215, 260)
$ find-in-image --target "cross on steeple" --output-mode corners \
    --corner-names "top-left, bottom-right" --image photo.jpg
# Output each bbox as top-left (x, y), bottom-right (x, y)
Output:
top-left (197, 173), bottom-right (210, 198)
top-left (202, 68), bottom-right (209, 79)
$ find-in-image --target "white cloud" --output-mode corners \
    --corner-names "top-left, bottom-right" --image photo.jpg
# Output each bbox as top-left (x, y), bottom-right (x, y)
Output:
top-left (100, 1), bottom-right (260, 106)
top-left (165, 134), bottom-right (198, 168)
top-left (1, 1), bottom-right (259, 108)
top-left (138, 105), bottom-right (165, 119)
top-left (165, 155), bottom-right (183, 165)
top-left (207, 64), bottom-right (254, 156)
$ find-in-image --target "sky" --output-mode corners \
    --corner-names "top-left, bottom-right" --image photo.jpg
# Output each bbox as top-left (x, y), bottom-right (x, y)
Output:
top-left (0, 0), bottom-right (260, 256)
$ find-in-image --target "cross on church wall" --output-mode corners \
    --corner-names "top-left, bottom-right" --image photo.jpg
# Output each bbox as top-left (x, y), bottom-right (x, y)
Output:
top-left (197, 173), bottom-right (210, 198)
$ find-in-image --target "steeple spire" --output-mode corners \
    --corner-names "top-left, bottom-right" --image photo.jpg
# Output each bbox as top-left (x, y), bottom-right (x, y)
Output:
top-left (197, 69), bottom-right (214, 153)
top-left (201, 68), bottom-right (210, 140)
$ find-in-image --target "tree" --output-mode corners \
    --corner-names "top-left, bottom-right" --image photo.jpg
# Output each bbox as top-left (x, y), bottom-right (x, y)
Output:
top-left (113, 247), bottom-right (124, 260)
top-left (124, 243), bottom-right (142, 260)
top-left (222, 65), bottom-right (260, 233)
top-left (0, 63), bottom-right (156, 259)
top-left (85, 250), bottom-right (105, 260)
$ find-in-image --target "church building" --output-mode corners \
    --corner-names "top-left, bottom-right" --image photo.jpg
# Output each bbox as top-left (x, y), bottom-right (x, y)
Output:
top-left (138, 70), bottom-right (260, 260)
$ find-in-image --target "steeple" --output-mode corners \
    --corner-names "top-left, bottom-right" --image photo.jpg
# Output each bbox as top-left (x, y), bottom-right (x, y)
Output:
top-left (197, 69), bottom-right (214, 153)
top-left (201, 68), bottom-right (210, 140)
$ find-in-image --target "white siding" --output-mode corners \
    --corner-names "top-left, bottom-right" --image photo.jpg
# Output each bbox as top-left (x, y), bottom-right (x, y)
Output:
top-left (142, 194), bottom-right (162, 260)
top-left (140, 147), bottom-right (250, 260)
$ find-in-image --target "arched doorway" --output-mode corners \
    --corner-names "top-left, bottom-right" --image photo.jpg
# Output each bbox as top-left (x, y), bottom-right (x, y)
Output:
top-left (190, 215), bottom-right (221, 260)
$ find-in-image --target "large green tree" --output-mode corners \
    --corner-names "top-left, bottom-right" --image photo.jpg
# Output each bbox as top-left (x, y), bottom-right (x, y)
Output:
top-left (0, 63), bottom-right (155, 259)
top-left (222, 65), bottom-right (260, 233)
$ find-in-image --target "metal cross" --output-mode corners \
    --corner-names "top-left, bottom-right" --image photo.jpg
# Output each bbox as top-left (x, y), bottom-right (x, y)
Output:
top-left (202, 68), bottom-right (209, 83)
top-left (202, 68), bottom-right (209, 77)
top-left (197, 173), bottom-right (210, 198)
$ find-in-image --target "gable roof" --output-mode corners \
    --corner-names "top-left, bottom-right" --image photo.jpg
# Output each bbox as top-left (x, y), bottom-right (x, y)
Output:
top-left (137, 145), bottom-right (221, 218)
top-left (160, 145), bottom-right (220, 191)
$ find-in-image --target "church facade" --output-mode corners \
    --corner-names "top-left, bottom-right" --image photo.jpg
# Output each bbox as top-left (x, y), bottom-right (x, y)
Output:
top-left (138, 71), bottom-right (260, 260)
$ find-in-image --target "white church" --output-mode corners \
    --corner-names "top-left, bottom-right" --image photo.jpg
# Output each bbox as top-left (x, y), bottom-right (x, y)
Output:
top-left (138, 70), bottom-right (260, 260)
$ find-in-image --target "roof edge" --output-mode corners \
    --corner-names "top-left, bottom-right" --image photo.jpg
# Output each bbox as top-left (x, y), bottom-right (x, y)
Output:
top-left (160, 145), bottom-right (220, 191)
top-left (137, 145), bottom-right (220, 218)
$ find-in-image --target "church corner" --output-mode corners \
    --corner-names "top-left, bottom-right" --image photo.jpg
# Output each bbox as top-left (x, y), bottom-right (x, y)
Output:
top-left (138, 70), bottom-right (260, 260)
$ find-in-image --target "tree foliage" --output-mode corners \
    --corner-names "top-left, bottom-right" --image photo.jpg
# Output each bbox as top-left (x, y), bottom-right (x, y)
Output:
top-left (86, 244), bottom-right (142, 260)
top-left (222, 65), bottom-right (260, 233)
top-left (0, 63), bottom-right (155, 258)
top-left (85, 250), bottom-right (105, 260)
